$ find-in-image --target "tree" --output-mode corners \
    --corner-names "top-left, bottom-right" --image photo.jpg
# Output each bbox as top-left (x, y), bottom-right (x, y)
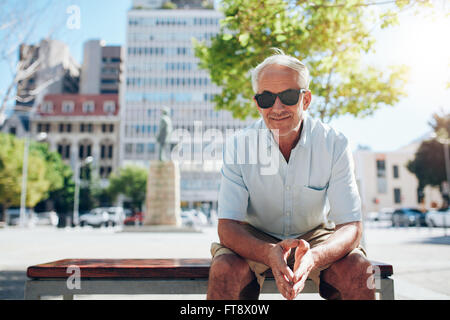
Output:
top-left (33, 143), bottom-right (75, 215)
top-left (407, 111), bottom-right (450, 204)
top-left (193, 0), bottom-right (434, 122)
top-left (0, 133), bottom-right (51, 220)
top-left (107, 166), bottom-right (148, 212)
top-left (46, 163), bottom-right (75, 215)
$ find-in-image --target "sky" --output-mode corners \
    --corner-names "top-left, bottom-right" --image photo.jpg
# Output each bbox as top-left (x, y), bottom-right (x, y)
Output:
top-left (0, 0), bottom-right (448, 152)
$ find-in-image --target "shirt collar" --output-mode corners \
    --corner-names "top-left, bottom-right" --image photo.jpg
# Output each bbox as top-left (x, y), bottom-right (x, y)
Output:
top-left (260, 112), bottom-right (311, 150)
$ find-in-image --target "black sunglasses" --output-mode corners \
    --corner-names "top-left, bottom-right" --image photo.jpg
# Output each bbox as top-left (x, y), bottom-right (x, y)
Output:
top-left (254, 88), bottom-right (306, 109)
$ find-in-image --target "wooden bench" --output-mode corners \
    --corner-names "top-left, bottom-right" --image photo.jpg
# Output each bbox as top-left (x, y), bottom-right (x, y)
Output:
top-left (24, 258), bottom-right (394, 300)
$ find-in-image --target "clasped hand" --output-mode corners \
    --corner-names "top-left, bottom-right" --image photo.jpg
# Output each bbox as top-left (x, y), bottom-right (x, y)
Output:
top-left (267, 238), bottom-right (314, 300)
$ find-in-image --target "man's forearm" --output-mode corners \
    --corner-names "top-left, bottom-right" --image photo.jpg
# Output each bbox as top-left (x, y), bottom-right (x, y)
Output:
top-left (310, 221), bottom-right (362, 269)
top-left (218, 219), bottom-right (275, 266)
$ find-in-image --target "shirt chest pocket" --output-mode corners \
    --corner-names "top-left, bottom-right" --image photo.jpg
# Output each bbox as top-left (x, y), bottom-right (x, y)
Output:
top-left (293, 185), bottom-right (327, 218)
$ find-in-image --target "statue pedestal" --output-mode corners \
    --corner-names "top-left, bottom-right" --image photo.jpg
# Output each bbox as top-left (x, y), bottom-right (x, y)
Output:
top-left (144, 161), bottom-right (181, 226)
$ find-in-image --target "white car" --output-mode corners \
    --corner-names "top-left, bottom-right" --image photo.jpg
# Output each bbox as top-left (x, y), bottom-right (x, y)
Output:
top-left (103, 207), bottom-right (126, 226)
top-left (34, 211), bottom-right (59, 226)
top-left (79, 209), bottom-right (109, 227)
top-left (426, 208), bottom-right (450, 227)
top-left (181, 209), bottom-right (209, 227)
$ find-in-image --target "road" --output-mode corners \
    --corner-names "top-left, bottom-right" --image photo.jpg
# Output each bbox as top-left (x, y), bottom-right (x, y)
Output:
top-left (0, 222), bottom-right (449, 300)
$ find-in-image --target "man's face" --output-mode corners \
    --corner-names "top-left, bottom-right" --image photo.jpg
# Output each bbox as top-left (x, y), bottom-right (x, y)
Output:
top-left (254, 64), bottom-right (311, 139)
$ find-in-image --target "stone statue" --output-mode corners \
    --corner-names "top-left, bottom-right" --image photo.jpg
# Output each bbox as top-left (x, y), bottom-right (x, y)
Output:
top-left (157, 106), bottom-right (172, 161)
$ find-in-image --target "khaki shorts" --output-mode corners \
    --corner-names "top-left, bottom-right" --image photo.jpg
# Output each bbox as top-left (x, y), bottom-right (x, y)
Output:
top-left (210, 223), bottom-right (366, 293)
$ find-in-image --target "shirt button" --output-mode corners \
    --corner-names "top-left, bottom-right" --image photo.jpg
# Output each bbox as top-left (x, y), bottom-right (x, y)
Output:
top-left (286, 186), bottom-right (291, 191)
top-left (286, 211), bottom-right (291, 216)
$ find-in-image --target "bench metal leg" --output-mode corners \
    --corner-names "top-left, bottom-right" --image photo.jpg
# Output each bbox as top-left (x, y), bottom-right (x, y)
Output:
top-left (378, 278), bottom-right (395, 300)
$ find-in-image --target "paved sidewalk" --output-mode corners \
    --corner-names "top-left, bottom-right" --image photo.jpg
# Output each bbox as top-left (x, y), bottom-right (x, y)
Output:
top-left (0, 223), bottom-right (449, 300)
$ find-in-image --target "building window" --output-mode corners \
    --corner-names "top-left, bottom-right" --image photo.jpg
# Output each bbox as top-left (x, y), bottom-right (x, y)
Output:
top-left (57, 144), bottom-right (71, 160)
top-left (9, 127), bottom-right (16, 135)
top-left (80, 123), bottom-right (92, 133)
top-left (136, 143), bottom-right (144, 154)
top-left (79, 142), bottom-right (92, 160)
top-left (100, 144), bottom-right (114, 159)
top-left (62, 101), bottom-right (74, 113)
top-left (125, 144), bottom-right (133, 154)
top-left (103, 101), bottom-right (116, 114)
top-left (394, 188), bottom-right (402, 204)
top-left (393, 165), bottom-right (399, 179)
top-left (82, 101), bottom-right (95, 113)
top-left (59, 123), bottom-right (71, 133)
top-left (37, 123), bottom-right (51, 133)
top-left (102, 124), bottom-right (115, 133)
top-left (100, 166), bottom-right (113, 179)
top-left (41, 101), bottom-right (53, 113)
top-left (376, 159), bottom-right (387, 194)
top-left (147, 143), bottom-right (155, 153)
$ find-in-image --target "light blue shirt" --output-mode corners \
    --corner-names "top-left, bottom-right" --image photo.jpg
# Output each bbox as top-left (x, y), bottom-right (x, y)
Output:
top-left (218, 113), bottom-right (362, 240)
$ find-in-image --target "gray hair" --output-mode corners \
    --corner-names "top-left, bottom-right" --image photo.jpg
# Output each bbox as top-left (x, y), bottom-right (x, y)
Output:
top-left (251, 48), bottom-right (310, 93)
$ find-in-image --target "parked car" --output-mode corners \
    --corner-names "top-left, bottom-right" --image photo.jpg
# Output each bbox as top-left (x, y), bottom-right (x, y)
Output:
top-left (5, 208), bottom-right (34, 226)
top-left (34, 211), bottom-right (59, 226)
top-left (103, 207), bottom-right (126, 226)
top-left (124, 210), bottom-right (143, 226)
top-left (181, 210), bottom-right (195, 227)
top-left (391, 208), bottom-right (426, 227)
top-left (181, 209), bottom-right (208, 227)
top-left (377, 208), bottom-right (395, 221)
top-left (426, 208), bottom-right (450, 227)
top-left (79, 209), bottom-right (109, 227)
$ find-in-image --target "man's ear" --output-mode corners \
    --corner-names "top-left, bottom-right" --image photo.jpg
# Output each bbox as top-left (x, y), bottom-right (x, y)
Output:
top-left (303, 91), bottom-right (312, 111)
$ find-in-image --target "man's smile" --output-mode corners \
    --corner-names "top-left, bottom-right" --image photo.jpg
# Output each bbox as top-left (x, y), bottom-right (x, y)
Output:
top-left (269, 114), bottom-right (291, 121)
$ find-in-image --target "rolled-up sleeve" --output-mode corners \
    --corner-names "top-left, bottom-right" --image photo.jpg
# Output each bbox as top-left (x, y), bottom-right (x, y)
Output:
top-left (327, 136), bottom-right (362, 225)
top-left (218, 136), bottom-right (249, 221)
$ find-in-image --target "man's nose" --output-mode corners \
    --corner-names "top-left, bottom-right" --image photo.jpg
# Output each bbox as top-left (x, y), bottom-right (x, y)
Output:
top-left (272, 96), bottom-right (284, 110)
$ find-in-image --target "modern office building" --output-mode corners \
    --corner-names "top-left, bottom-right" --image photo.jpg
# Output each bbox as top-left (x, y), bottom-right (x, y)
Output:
top-left (122, 0), bottom-right (253, 164)
top-left (122, 0), bottom-right (255, 210)
top-left (80, 40), bottom-right (124, 95)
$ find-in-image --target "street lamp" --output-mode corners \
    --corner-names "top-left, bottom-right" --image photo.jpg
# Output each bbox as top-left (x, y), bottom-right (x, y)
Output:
top-left (73, 156), bottom-right (94, 226)
top-left (19, 132), bottom-right (48, 227)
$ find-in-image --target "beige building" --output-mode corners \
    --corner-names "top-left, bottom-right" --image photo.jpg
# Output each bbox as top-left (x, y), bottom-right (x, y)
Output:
top-left (32, 94), bottom-right (120, 183)
top-left (353, 139), bottom-right (443, 215)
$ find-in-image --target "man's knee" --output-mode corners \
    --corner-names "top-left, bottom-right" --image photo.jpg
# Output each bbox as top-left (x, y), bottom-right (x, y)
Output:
top-left (209, 254), bottom-right (250, 280)
top-left (323, 252), bottom-right (373, 293)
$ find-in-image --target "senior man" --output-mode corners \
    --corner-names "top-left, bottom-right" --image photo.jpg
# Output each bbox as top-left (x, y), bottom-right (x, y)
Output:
top-left (207, 50), bottom-right (375, 300)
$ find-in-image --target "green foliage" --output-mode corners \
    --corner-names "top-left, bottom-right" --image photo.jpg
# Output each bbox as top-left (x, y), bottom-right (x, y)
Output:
top-left (193, 0), bottom-right (432, 122)
top-left (107, 165), bottom-right (148, 211)
top-left (47, 163), bottom-right (75, 214)
top-left (30, 142), bottom-right (65, 194)
top-left (407, 139), bottom-right (446, 190)
top-left (0, 133), bottom-right (50, 211)
top-left (161, 1), bottom-right (177, 9)
top-left (407, 111), bottom-right (450, 192)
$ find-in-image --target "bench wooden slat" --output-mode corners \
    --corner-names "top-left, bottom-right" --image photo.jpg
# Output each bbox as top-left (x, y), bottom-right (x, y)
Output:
top-left (27, 259), bottom-right (393, 279)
